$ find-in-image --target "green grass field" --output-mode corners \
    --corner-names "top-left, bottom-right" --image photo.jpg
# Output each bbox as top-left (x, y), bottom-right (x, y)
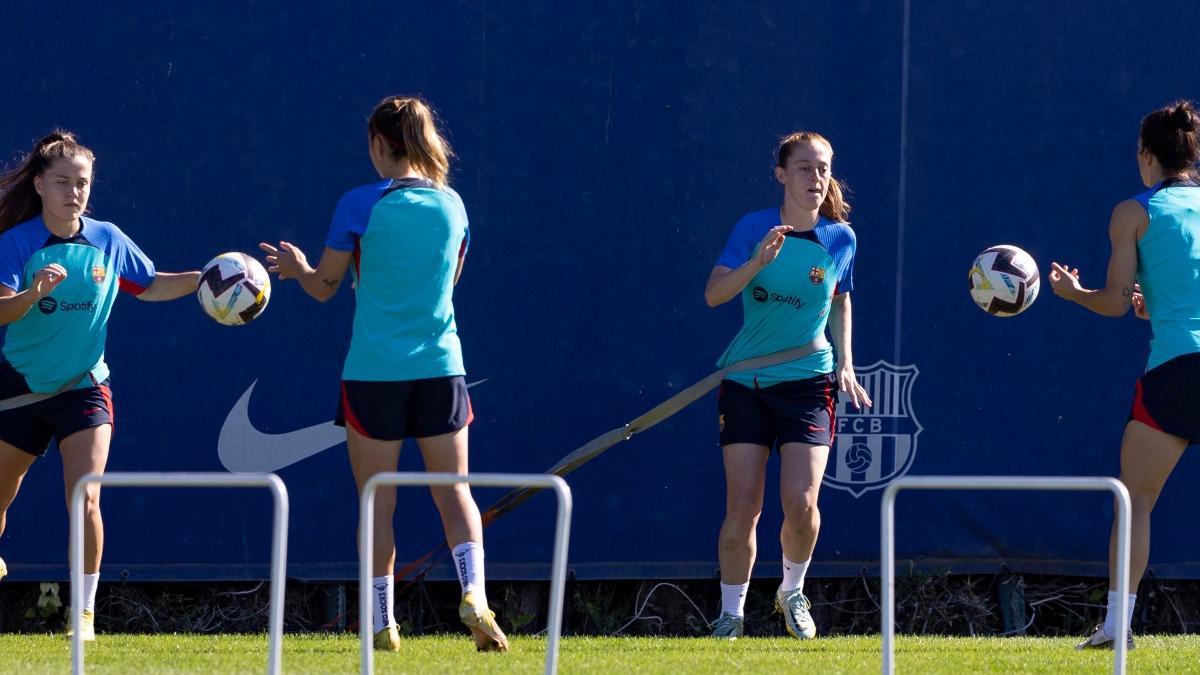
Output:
top-left (3, 633), bottom-right (1199, 673)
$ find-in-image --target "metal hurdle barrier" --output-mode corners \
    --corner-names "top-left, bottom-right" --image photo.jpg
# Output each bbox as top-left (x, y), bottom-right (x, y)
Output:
top-left (70, 472), bottom-right (290, 675)
top-left (360, 472), bottom-right (573, 675)
top-left (880, 476), bottom-right (1132, 675)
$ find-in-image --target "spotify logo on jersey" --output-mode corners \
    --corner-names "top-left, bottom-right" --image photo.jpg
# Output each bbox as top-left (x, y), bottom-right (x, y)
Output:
top-left (36, 297), bottom-right (97, 315)
top-left (752, 286), bottom-right (768, 302)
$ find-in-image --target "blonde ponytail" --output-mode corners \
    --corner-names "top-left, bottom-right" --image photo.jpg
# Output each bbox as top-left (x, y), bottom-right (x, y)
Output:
top-left (369, 96), bottom-right (453, 186)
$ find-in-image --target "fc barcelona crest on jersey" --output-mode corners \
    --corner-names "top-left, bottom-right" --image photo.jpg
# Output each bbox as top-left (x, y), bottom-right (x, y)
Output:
top-left (824, 361), bottom-right (921, 498)
top-left (809, 266), bottom-right (826, 284)
top-left (92, 265), bottom-right (106, 284)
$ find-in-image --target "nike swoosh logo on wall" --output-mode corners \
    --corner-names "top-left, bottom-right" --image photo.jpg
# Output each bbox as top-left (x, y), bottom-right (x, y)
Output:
top-left (218, 378), bottom-right (487, 474)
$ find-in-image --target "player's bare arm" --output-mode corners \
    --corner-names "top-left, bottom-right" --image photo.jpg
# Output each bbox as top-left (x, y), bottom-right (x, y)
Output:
top-left (260, 242), bottom-right (351, 303)
top-left (0, 263), bottom-right (67, 324)
top-left (705, 225), bottom-right (792, 307)
top-left (828, 292), bottom-right (872, 409)
top-left (137, 271), bottom-right (202, 302)
top-left (1049, 199), bottom-right (1145, 317)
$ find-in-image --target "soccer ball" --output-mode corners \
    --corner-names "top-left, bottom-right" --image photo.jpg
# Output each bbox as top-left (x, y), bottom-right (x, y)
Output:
top-left (197, 252), bottom-right (271, 326)
top-left (968, 245), bottom-right (1040, 317)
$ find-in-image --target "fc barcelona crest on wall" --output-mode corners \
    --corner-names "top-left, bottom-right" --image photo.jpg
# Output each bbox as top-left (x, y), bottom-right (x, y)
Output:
top-left (824, 360), bottom-right (921, 498)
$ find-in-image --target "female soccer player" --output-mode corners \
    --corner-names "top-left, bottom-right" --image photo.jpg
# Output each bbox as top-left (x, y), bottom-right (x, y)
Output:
top-left (704, 131), bottom-right (872, 639)
top-left (0, 130), bottom-right (201, 640)
top-left (1051, 100), bottom-right (1200, 651)
top-left (260, 96), bottom-right (508, 653)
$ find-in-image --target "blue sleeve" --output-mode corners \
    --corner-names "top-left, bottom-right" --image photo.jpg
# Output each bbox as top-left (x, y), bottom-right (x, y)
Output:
top-left (1131, 187), bottom-right (1157, 210)
top-left (0, 231), bottom-right (27, 292)
top-left (325, 188), bottom-right (375, 252)
top-left (110, 225), bottom-right (156, 295)
top-left (460, 227), bottom-right (470, 257)
top-left (715, 214), bottom-right (762, 269)
top-left (835, 227), bottom-right (856, 294)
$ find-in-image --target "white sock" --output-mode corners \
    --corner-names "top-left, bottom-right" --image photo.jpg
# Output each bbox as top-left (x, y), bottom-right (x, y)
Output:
top-left (781, 555), bottom-right (810, 593)
top-left (452, 542), bottom-right (485, 599)
top-left (720, 582), bottom-right (749, 618)
top-left (371, 575), bottom-right (394, 631)
top-left (1102, 590), bottom-right (1137, 637)
top-left (82, 573), bottom-right (100, 613)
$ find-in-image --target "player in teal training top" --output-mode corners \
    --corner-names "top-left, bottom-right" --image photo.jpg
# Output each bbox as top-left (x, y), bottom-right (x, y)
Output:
top-left (261, 96), bottom-right (508, 654)
top-left (0, 131), bottom-right (201, 641)
top-left (704, 131), bottom-right (872, 640)
top-left (1052, 101), bottom-right (1200, 651)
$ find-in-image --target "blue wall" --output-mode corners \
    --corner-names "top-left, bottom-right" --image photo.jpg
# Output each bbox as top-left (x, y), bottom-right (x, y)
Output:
top-left (2, 1), bottom-right (1198, 581)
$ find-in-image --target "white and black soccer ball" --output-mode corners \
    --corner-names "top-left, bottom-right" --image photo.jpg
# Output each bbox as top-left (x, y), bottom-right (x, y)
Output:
top-left (197, 252), bottom-right (271, 326)
top-left (968, 244), bottom-right (1040, 317)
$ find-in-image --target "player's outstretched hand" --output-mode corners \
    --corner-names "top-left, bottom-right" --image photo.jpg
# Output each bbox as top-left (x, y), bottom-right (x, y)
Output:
top-left (259, 241), bottom-right (309, 280)
top-left (1131, 283), bottom-right (1149, 320)
top-left (1048, 261), bottom-right (1082, 299)
top-left (837, 363), bottom-right (872, 410)
top-left (756, 225), bottom-right (793, 267)
top-left (31, 263), bottom-right (67, 299)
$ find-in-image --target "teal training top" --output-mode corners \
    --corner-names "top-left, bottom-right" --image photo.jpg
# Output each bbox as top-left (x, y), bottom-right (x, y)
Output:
top-left (0, 216), bottom-right (156, 392)
top-left (1132, 180), bottom-right (1200, 371)
top-left (714, 209), bottom-right (857, 387)
top-left (324, 178), bottom-right (469, 381)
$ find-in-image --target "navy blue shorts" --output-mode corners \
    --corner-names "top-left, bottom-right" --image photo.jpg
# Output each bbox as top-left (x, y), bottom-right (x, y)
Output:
top-left (0, 361), bottom-right (114, 457)
top-left (1130, 352), bottom-right (1200, 443)
top-left (335, 375), bottom-right (473, 441)
top-left (717, 374), bottom-right (837, 449)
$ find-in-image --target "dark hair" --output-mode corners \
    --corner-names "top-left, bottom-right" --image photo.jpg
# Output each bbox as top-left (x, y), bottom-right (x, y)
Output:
top-left (0, 130), bottom-right (95, 234)
top-left (777, 131), bottom-right (851, 222)
top-left (1140, 100), bottom-right (1200, 176)
top-left (367, 96), bottom-right (453, 186)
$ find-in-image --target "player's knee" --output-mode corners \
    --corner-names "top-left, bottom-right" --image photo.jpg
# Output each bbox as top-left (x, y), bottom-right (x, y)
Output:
top-left (782, 485), bottom-right (820, 516)
top-left (1128, 492), bottom-right (1157, 516)
top-left (724, 498), bottom-right (763, 528)
top-left (369, 495), bottom-right (397, 520)
top-left (66, 485), bottom-right (102, 514)
top-left (430, 483), bottom-right (470, 508)
top-left (1117, 478), bottom-right (1162, 512)
top-left (719, 518), bottom-right (757, 548)
top-left (781, 491), bottom-right (819, 523)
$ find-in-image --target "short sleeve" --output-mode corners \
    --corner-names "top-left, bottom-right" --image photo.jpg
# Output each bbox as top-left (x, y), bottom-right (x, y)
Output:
top-left (459, 227), bottom-right (470, 257)
top-left (111, 226), bottom-right (156, 295)
top-left (715, 214), bottom-right (763, 269)
top-left (0, 232), bottom-right (27, 292)
top-left (325, 189), bottom-right (374, 252)
top-left (835, 227), bottom-right (856, 295)
top-left (446, 187), bottom-right (469, 257)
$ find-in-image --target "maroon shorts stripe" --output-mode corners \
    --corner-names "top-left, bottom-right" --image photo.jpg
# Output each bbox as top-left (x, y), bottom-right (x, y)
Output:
top-left (340, 382), bottom-right (372, 438)
top-left (99, 383), bottom-right (115, 432)
top-left (1130, 379), bottom-right (1163, 432)
top-left (825, 379), bottom-right (837, 446)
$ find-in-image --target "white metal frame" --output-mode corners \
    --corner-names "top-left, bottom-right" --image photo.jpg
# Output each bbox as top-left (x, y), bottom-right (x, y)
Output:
top-left (359, 472), bottom-right (572, 675)
top-left (881, 476), bottom-right (1132, 675)
top-left (70, 472), bottom-right (290, 675)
